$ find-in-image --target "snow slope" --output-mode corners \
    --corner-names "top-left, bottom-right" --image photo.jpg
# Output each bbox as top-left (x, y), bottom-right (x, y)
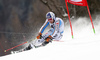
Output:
top-left (0, 17), bottom-right (100, 60)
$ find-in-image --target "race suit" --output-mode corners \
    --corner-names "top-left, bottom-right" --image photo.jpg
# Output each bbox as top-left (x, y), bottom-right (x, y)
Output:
top-left (39, 17), bottom-right (64, 41)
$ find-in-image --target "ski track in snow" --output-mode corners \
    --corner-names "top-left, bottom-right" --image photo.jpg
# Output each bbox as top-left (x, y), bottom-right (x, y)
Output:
top-left (0, 17), bottom-right (100, 60)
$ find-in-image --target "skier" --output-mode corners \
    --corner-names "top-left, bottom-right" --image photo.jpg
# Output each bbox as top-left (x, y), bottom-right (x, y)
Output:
top-left (23, 12), bottom-right (64, 50)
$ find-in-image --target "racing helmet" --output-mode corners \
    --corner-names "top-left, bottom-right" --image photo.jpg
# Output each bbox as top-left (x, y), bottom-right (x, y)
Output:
top-left (46, 12), bottom-right (56, 20)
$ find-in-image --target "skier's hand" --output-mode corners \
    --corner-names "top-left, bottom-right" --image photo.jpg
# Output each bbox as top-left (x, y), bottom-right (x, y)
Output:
top-left (37, 33), bottom-right (42, 39)
top-left (45, 35), bottom-right (52, 42)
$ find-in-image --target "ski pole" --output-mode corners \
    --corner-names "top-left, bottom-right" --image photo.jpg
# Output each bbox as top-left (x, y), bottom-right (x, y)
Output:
top-left (4, 42), bottom-right (28, 52)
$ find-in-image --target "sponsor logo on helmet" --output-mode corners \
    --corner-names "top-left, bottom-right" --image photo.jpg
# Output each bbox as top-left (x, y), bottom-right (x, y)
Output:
top-left (46, 13), bottom-right (52, 19)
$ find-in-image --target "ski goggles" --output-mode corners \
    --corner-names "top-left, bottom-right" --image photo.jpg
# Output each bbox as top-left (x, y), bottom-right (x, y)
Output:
top-left (48, 18), bottom-right (52, 21)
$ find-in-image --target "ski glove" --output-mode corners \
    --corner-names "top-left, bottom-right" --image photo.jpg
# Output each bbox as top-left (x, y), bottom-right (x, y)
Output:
top-left (45, 35), bottom-right (52, 42)
top-left (37, 33), bottom-right (42, 39)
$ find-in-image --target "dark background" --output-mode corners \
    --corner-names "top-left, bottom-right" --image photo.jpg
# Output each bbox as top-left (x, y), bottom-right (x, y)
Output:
top-left (0, 0), bottom-right (100, 56)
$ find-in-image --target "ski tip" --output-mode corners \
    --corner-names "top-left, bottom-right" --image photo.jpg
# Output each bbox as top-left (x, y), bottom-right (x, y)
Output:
top-left (53, 40), bottom-right (64, 42)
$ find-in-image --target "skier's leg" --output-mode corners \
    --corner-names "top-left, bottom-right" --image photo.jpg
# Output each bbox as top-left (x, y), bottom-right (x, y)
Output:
top-left (53, 33), bottom-right (63, 41)
top-left (42, 28), bottom-right (54, 39)
top-left (41, 29), bottom-right (54, 46)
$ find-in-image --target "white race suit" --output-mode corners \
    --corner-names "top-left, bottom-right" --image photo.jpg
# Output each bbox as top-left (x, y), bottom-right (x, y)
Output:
top-left (39, 17), bottom-right (64, 43)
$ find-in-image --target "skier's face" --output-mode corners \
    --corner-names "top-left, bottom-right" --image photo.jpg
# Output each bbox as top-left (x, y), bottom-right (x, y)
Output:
top-left (48, 18), bottom-right (54, 23)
